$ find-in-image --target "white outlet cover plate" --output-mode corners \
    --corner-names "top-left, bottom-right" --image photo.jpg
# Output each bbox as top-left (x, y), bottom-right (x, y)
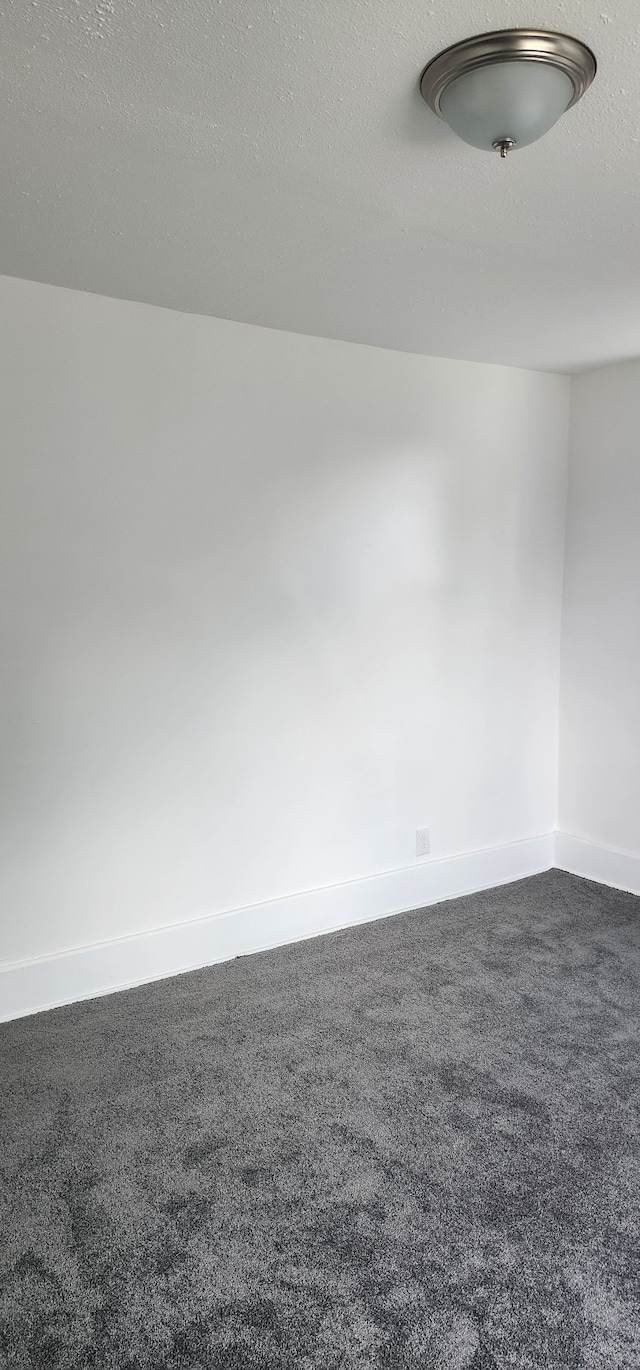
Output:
top-left (416, 828), bottom-right (431, 858)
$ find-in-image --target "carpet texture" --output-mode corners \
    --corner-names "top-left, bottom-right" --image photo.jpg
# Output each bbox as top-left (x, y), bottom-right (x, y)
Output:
top-left (1, 870), bottom-right (639, 1369)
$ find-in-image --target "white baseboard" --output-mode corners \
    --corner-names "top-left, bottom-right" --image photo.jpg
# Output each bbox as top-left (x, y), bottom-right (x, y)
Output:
top-left (0, 833), bottom-right (554, 1023)
top-left (554, 831), bottom-right (640, 896)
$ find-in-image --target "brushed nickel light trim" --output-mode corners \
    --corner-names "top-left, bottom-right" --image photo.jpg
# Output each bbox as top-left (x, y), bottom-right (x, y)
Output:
top-left (420, 29), bottom-right (597, 117)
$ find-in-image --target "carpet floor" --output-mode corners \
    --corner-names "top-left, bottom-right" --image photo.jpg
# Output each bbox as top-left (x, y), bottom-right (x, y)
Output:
top-left (1, 869), bottom-right (639, 1369)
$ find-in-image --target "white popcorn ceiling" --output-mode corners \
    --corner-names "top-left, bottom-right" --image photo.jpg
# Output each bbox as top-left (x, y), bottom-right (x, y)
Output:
top-left (1, 0), bottom-right (638, 371)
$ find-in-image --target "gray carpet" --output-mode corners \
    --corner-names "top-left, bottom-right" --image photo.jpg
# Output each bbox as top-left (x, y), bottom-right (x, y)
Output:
top-left (1, 870), bottom-right (639, 1369)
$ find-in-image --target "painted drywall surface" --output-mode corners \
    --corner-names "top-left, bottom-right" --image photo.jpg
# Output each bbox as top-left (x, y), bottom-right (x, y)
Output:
top-left (559, 361), bottom-right (640, 857)
top-left (0, 275), bottom-right (569, 965)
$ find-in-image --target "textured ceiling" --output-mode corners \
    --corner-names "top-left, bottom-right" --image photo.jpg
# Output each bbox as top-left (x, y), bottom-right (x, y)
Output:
top-left (2, 0), bottom-right (639, 371)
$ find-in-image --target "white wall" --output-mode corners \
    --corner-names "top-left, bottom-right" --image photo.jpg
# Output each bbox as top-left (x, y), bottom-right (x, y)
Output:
top-left (558, 360), bottom-right (640, 869)
top-left (0, 275), bottom-right (569, 968)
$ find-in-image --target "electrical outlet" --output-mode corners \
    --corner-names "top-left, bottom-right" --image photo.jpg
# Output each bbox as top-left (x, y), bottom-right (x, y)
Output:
top-left (416, 827), bottom-right (430, 858)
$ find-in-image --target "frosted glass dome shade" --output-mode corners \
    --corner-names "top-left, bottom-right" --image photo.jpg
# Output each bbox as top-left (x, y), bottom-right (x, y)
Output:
top-left (439, 59), bottom-right (575, 152)
top-left (420, 30), bottom-right (596, 157)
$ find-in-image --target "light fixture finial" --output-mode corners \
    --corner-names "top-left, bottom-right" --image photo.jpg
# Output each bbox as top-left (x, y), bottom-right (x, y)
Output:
top-left (493, 138), bottom-right (516, 158)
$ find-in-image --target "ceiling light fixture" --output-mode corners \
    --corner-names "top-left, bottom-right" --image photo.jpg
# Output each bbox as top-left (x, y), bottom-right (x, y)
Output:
top-left (420, 28), bottom-right (596, 157)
